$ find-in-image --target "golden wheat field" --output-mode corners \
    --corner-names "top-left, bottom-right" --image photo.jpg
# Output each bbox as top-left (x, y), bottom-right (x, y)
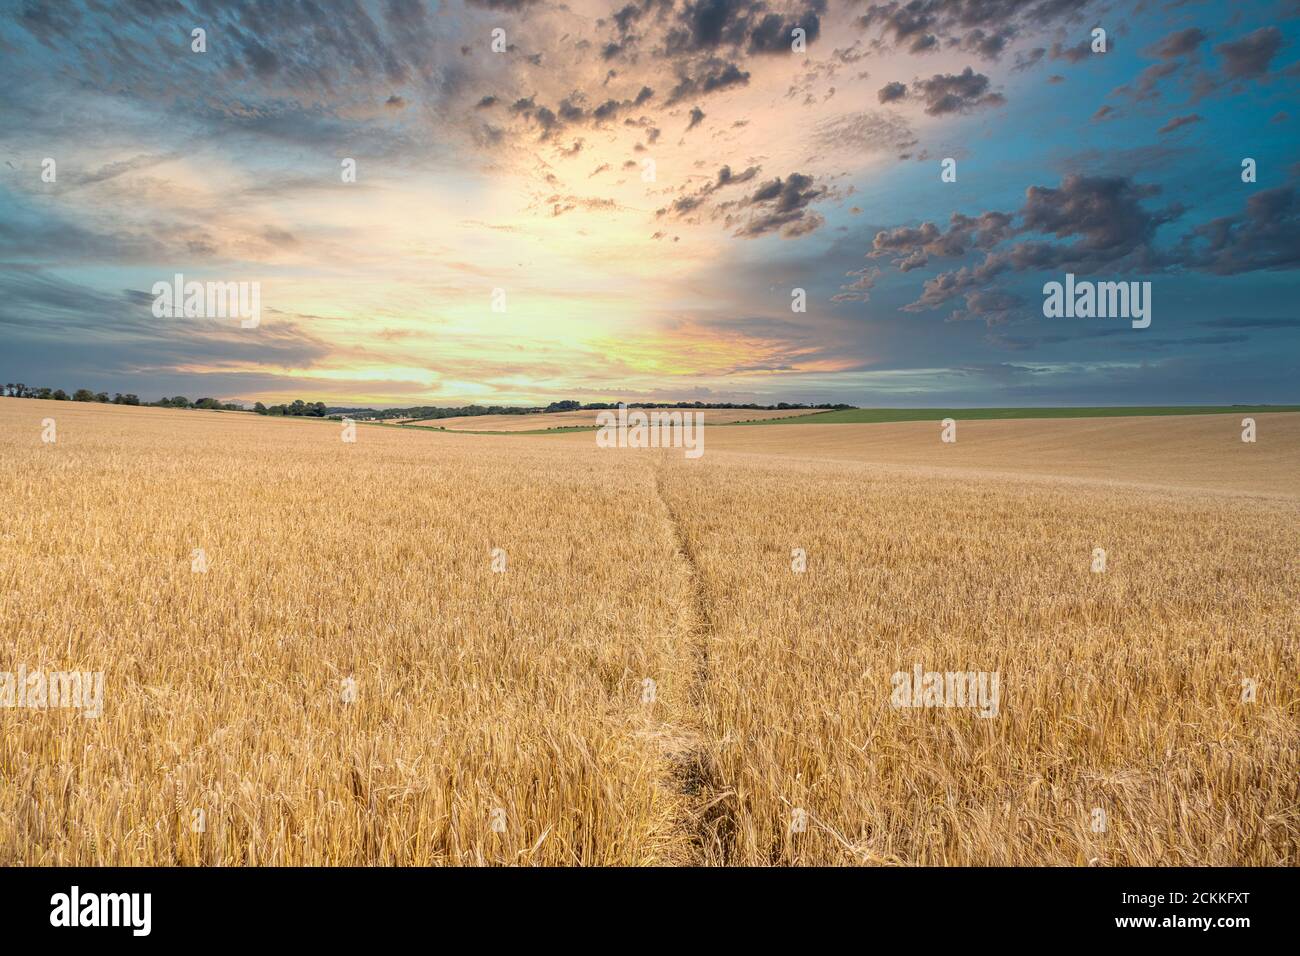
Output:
top-left (1, 397), bottom-right (1296, 865)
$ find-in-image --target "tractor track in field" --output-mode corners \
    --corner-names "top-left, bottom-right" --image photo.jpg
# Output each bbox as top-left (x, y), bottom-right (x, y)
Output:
top-left (652, 457), bottom-right (736, 865)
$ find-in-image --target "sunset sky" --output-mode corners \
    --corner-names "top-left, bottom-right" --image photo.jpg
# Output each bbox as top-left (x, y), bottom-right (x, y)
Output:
top-left (1, 0), bottom-right (1297, 407)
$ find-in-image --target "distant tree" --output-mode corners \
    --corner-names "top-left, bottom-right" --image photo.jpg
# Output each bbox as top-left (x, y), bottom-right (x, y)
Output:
top-left (169, 396), bottom-right (190, 408)
top-left (72, 388), bottom-right (94, 402)
top-left (94, 392), bottom-right (110, 403)
top-left (254, 401), bottom-right (267, 414)
top-left (52, 389), bottom-right (69, 401)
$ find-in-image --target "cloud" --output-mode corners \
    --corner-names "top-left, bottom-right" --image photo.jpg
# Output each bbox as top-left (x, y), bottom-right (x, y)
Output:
top-left (830, 265), bottom-right (880, 302)
top-left (1013, 47), bottom-right (1045, 72)
top-left (877, 81), bottom-right (908, 103)
top-left (912, 68), bottom-right (1005, 116)
top-left (871, 211), bottom-right (1015, 272)
top-left (0, 270), bottom-right (332, 379)
top-left (663, 0), bottom-right (824, 57)
top-left (686, 106), bottom-right (706, 130)
top-left (666, 60), bottom-right (751, 104)
top-left (1113, 60), bottom-right (1181, 101)
top-left (947, 288), bottom-right (1025, 325)
top-left (732, 172), bottom-right (827, 238)
top-left (1215, 26), bottom-right (1284, 79)
top-left (854, 0), bottom-right (1089, 62)
top-left (1157, 113), bottom-right (1202, 134)
top-left (1050, 39), bottom-right (1099, 64)
top-left (812, 110), bottom-right (917, 154)
top-left (1150, 27), bottom-right (1206, 59)
top-left (713, 165), bottom-right (761, 189)
top-left (66, 152), bottom-right (181, 190)
top-left (869, 175), bottom-right (1186, 316)
top-left (1178, 186), bottom-right (1300, 275)
top-left (870, 168), bottom-right (1300, 328)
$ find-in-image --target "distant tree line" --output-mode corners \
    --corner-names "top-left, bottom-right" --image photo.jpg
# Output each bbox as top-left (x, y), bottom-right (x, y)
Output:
top-left (4, 383), bottom-right (854, 419)
top-left (349, 399), bottom-right (855, 421)
top-left (253, 400), bottom-right (328, 417)
top-left (2, 383), bottom-right (246, 411)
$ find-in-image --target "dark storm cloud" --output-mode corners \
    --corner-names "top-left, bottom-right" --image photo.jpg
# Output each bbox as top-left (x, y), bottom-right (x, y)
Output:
top-left (877, 81), bottom-right (908, 103)
top-left (858, 0), bottom-right (1102, 62)
top-left (747, 8), bottom-right (825, 53)
top-left (506, 84), bottom-right (661, 140)
top-left (732, 172), bottom-right (827, 238)
top-left (1177, 186), bottom-right (1300, 275)
top-left (1017, 176), bottom-right (1181, 259)
top-left (657, 165), bottom-right (827, 239)
top-left (868, 175), bottom-right (1186, 321)
top-left (871, 211), bottom-right (1015, 272)
top-left (655, 162), bottom-right (761, 221)
top-left (663, 0), bottom-right (823, 57)
top-left (665, 60), bottom-right (751, 104)
top-left (712, 164), bottom-right (761, 189)
top-left (911, 67), bottom-right (1005, 116)
top-left (955, 28), bottom-right (1011, 61)
top-left (869, 168), bottom-right (1300, 327)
